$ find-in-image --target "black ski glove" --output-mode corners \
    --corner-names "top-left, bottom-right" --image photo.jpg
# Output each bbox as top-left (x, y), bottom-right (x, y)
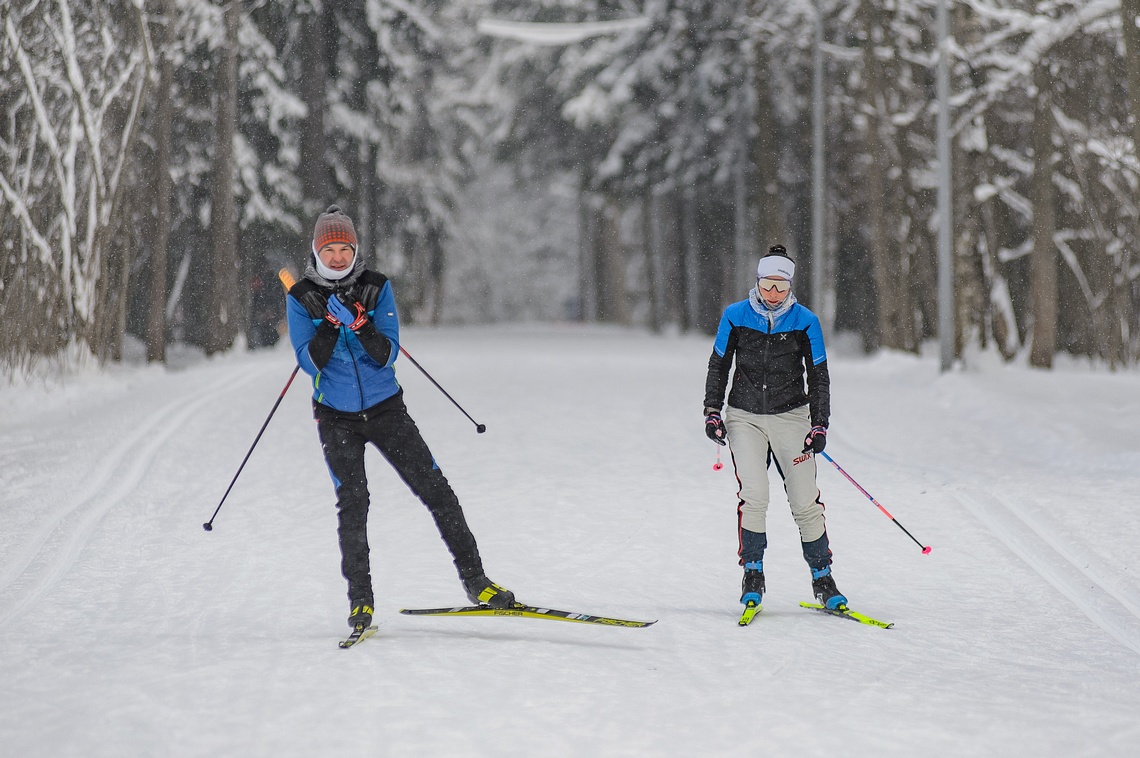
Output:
top-left (705, 411), bottom-right (727, 446)
top-left (803, 425), bottom-right (827, 454)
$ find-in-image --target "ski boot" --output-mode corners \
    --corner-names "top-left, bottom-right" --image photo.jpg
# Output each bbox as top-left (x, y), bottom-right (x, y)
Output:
top-left (740, 562), bottom-right (765, 606)
top-left (462, 574), bottom-right (517, 609)
top-left (348, 600), bottom-right (374, 630)
top-left (811, 566), bottom-right (847, 610)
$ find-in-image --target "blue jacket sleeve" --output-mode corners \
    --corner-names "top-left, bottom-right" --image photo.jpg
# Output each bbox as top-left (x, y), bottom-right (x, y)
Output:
top-left (805, 311), bottom-right (827, 365)
top-left (286, 294), bottom-right (322, 376)
top-left (801, 309), bottom-right (830, 426)
top-left (366, 280), bottom-right (399, 368)
top-left (704, 308), bottom-right (737, 411)
top-left (712, 308), bottom-right (735, 357)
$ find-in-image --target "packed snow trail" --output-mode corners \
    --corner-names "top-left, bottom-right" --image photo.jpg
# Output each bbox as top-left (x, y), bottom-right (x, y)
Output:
top-left (2, 327), bottom-right (1139, 757)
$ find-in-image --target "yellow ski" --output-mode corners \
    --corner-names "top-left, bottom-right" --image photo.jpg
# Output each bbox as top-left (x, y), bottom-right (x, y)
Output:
top-left (799, 601), bottom-right (893, 629)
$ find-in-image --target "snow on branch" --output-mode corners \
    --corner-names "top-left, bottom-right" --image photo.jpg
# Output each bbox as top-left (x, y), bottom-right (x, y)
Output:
top-left (476, 17), bottom-right (650, 46)
top-left (0, 0), bottom-right (151, 334)
top-left (954, 0), bottom-right (1120, 135)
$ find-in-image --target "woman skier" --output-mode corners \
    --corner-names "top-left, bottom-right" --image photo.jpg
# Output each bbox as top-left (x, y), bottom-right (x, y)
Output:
top-left (702, 245), bottom-right (846, 613)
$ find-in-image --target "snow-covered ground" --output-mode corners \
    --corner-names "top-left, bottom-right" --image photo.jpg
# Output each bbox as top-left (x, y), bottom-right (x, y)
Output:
top-left (2, 325), bottom-right (1139, 757)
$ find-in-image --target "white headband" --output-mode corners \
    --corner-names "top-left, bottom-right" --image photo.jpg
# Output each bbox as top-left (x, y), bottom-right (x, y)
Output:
top-left (757, 255), bottom-right (795, 280)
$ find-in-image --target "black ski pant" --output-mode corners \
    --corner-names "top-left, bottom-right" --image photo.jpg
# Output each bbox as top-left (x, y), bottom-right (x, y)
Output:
top-left (314, 393), bottom-right (484, 605)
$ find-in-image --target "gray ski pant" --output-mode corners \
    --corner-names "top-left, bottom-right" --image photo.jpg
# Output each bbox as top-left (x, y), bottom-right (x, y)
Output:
top-left (724, 404), bottom-right (826, 543)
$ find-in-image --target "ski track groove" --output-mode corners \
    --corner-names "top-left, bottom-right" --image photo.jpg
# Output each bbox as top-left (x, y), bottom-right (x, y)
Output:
top-left (954, 488), bottom-right (1140, 658)
top-left (832, 432), bottom-right (1140, 657)
top-left (0, 367), bottom-right (266, 630)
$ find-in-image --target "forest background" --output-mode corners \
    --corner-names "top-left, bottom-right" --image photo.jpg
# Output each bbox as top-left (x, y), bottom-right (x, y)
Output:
top-left (3, 0), bottom-right (1140, 373)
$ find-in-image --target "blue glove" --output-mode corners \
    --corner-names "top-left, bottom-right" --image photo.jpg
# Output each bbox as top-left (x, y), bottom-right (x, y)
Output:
top-left (803, 426), bottom-right (827, 454)
top-left (326, 294), bottom-right (366, 330)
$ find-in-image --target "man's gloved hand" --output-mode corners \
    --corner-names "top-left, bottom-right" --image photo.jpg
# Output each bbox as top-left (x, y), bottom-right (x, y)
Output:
top-left (326, 294), bottom-right (368, 330)
top-left (705, 411), bottom-right (727, 446)
top-left (803, 425), bottom-right (827, 454)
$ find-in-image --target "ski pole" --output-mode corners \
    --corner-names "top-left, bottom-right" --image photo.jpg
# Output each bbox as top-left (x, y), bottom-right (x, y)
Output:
top-left (203, 365), bottom-right (299, 531)
top-left (399, 346), bottom-right (486, 433)
top-left (204, 267), bottom-right (301, 532)
top-left (819, 451), bottom-right (931, 554)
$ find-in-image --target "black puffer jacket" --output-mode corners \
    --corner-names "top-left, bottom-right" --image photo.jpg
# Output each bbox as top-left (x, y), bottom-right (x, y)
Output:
top-left (703, 298), bottom-right (830, 428)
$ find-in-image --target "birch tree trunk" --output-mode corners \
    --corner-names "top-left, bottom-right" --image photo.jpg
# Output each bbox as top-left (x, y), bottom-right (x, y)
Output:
top-left (0, 1), bottom-right (151, 363)
top-left (682, 188), bottom-right (701, 332)
top-left (1029, 66), bottom-right (1057, 368)
top-left (206, 0), bottom-right (240, 355)
top-left (299, 5), bottom-right (331, 214)
top-left (596, 198), bottom-right (631, 325)
top-left (642, 195), bottom-right (666, 333)
top-left (657, 190), bottom-right (686, 328)
top-left (859, 2), bottom-right (916, 353)
top-left (861, 6), bottom-right (894, 351)
top-left (577, 188), bottom-right (598, 322)
top-left (1122, 0), bottom-right (1140, 164)
top-left (146, 0), bottom-right (176, 363)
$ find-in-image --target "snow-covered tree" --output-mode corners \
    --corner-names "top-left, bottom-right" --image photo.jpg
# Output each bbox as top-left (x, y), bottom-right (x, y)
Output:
top-left (4, 0), bottom-right (1140, 369)
top-left (0, 0), bottom-right (152, 366)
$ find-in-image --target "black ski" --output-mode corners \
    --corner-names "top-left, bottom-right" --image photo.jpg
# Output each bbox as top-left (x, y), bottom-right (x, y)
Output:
top-left (399, 604), bottom-right (655, 628)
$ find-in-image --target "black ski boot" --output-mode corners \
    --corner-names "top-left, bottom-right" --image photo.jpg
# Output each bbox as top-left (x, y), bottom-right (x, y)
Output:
top-left (462, 574), bottom-right (517, 609)
top-left (740, 561), bottom-right (765, 606)
top-left (348, 600), bottom-right (374, 630)
top-left (810, 566), bottom-right (847, 610)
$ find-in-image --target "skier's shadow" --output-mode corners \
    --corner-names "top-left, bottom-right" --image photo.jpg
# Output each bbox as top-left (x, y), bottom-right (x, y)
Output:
top-left (389, 624), bottom-right (655, 651)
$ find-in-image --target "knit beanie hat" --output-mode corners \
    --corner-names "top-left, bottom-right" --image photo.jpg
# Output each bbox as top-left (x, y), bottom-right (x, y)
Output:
top-left (312, 205), bottom-right (357, 254)
top-left (311, 205), bottom-right (358, 282)
top-left (756, 244), bottom-right (795, 280)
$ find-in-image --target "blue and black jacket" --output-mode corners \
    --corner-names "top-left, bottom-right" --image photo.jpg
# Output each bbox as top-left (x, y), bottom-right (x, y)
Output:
top-left (703, 299), bottom-right (831, 428)
top-left (286, 270), bottom-right (401, 413)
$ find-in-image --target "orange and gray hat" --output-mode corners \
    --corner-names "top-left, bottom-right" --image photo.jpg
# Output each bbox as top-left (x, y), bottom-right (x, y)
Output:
top-left (312, 205), bottom-right (357, 254)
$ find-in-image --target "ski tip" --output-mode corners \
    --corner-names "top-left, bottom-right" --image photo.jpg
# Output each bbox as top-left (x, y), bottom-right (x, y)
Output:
top-left (738, 602), bottom-right (762, 625)
top-left (338, 625), bottom-right (379, 648)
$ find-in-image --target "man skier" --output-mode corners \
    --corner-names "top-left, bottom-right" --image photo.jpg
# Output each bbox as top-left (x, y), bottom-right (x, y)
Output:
top-left (702, 245), bottom-right (846, 611)
top-left (286, 205), bottom-right (516, 635)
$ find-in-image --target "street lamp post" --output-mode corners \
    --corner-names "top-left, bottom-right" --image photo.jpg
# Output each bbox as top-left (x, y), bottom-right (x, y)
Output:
top-left (811, 2), bottom-right (828, 332)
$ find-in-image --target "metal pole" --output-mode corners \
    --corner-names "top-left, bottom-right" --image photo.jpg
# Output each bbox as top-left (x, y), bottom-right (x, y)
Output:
top-left (811, 2), bottom-right (827, 331)
top-left (734, 39), bottom-right (751, 289)
top-left (936, 0), bottom-right (954, 370)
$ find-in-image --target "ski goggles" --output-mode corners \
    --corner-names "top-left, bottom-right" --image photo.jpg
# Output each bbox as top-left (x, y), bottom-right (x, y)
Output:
top-left (758, 277), bottom-right (791, 293)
